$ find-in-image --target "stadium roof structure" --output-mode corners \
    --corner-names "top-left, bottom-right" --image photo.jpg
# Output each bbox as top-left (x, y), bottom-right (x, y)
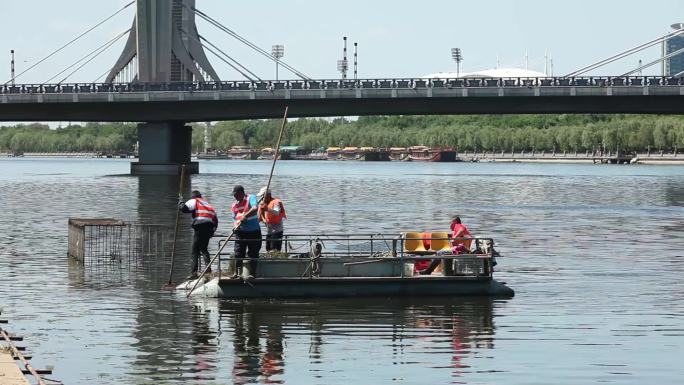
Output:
top-left (422, 67), bottom-right (548, 79)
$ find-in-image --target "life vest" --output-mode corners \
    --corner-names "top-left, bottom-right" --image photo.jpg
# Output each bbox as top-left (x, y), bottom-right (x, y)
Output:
top-left (192, 198), bottom-right (217, 224)
top-left (264, 199), bottom-right (286, 225)
top-left (232, 195), bottom-right (259, 228)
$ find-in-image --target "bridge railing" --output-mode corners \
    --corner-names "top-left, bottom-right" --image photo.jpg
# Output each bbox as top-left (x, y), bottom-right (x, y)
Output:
top-left (2, 76), bottom-right (683, 95)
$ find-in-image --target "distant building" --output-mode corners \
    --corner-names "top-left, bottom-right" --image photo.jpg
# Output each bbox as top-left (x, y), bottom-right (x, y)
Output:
top-left (665, 23), bottom-right (684, 76)
top-left (423, 68), bottom-right (548, 79)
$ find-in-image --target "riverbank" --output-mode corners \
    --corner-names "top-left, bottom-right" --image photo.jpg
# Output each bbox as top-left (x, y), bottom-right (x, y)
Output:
top-left (1, 152), bottom-right (134, 158)
top-left (4, 115), bottom-right (684, 159)
top-left (461, 152), bottom-right (684, 165)
top-left (3, 151), bottom-right (684, 165)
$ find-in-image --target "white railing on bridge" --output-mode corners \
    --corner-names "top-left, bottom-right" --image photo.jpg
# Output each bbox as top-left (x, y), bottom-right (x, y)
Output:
top-left (2, 76), bottom-right (684, 95)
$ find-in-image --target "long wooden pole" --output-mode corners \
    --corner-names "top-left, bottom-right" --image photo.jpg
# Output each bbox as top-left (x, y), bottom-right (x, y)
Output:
top-left (265, 106), bottom-right (289, 193)
top-left (164, 164), bottom-right (186, 288)
top-left (187, 106), bottom-right (289, 297)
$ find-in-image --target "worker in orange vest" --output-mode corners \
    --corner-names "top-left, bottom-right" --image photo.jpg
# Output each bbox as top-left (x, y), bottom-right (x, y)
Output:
top-left (257, 187), bottom-right (287, 252)
top-left (180, 190), bottom-right (218, 279)
top-left (231, 185), bottom-right (261, 279)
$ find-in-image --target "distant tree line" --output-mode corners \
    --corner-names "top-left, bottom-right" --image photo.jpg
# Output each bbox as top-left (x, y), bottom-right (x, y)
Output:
top-left (0, 123), bottom-right (136, 153)
top-left (3, 115), bottom-right (684, 154)
top-left (196, 114), bottom-right (684, 154)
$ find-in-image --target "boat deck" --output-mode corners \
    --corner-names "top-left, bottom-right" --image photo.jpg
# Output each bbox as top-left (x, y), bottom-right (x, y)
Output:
top-left (207, 274), bottom-right (512, 299)
top-left (0, 351), bottom-right (29, 385)
top-left (183, 233), bottom-right (514, 298)
top-left (217, 275), bottom-right (489, 283)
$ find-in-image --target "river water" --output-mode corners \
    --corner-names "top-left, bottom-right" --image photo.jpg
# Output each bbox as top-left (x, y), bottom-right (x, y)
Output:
top-left (0, 158), bottom-right (683, 384)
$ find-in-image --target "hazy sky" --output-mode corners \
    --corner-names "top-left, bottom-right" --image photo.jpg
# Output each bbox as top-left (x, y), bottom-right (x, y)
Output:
top-left (2, 0), bottom-right (684, 84)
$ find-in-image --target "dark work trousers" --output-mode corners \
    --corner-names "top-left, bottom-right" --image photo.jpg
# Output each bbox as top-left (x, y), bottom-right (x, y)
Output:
top-left (234, 229), bottom-right (262, 275)
top-left (265, 231), bottom-right (284, 252)
top-left (191, 222), bottom-right (214, 275)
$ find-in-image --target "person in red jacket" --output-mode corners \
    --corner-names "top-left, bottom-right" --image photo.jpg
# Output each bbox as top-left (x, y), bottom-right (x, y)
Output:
top-left (419, 216), bottom-right (472, 276)
top-left (450, 216), bottom-right (472, 254)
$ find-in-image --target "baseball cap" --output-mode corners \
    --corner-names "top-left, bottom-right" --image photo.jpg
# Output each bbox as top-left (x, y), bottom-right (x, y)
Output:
top-left (232, 185), bottom-right (245, 196)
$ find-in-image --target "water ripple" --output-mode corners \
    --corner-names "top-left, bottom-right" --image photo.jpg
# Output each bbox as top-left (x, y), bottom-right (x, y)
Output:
top-left (0, 159), bottom-right (683, 384)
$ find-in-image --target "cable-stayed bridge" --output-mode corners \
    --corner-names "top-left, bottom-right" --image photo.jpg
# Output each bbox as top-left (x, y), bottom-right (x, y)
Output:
top-left (2, 0), bottom-right (684, 174)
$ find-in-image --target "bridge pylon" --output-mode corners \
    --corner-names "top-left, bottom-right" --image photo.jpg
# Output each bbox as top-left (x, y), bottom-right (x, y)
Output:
top-left (107, 0), bottom-right (219, 83)
top-left (131, 122), bottom-right (199, 176)
top-left (107, 0), bottom-right (218, 174)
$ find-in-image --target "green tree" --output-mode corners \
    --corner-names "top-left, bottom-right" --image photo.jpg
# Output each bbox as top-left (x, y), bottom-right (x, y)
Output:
top-left (653, 121), bottom-right (670, 151)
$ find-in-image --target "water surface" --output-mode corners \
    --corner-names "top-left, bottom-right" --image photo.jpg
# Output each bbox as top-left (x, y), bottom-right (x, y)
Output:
top-left (1, 158), bottom-right (683, 384)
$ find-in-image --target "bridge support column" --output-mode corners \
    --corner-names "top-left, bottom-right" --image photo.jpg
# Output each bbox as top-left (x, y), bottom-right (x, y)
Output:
top-left (131, 122), bottom-right (199, 175)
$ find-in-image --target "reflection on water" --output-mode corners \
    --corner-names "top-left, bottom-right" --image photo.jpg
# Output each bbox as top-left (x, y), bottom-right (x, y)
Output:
top-left (1, 159), bottom-right (683, 384)
top-left (137, 174), bottom-right (194, 286)
top-left (182, 298), bottom-right (499, 385)
top-left (665, 181), bottom-right (684, 207)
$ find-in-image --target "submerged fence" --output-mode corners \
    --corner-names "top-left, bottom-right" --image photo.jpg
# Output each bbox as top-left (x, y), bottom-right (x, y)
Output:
top-left (68, 218), bottom-right (174, 265)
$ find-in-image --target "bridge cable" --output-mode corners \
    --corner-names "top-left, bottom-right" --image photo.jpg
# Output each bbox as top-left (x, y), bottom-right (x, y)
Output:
top-left (178, 28), bottom-right (260, 81)
top-left (195, 9), bottom-right (310, 80)
top-left (620, 46), bottom-right (684, 77)
top-left (201, 42), bottom-right (257, 82)
top-left (93, 53), bottom-right (137, 84)
top-left (565, 28), bottom-right (684, 77)
top-left (199, 35), bottom-right (262, 81)
top-left (565, 31), bottom-right (681, 77)
top-left (43, 29), bottom-right (132, 85)
top-left (3, 0), bottom-right (135, 85)
top-left (93, 64), bottom-right (121, 83)
top-left (189, 6), bottom-right (312, 80)
top-left (57, 29), bottom-right (131, 84)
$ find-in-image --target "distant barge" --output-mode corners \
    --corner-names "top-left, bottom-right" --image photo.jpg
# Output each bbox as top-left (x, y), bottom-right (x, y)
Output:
top-left (195, 146), bottom-right (459, 162)
top-left (182, 234), bottom-right (514, 298)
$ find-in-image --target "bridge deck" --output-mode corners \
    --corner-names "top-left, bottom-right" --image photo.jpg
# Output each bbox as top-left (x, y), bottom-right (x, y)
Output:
top-left (2, 77), bottom-right (684, 121)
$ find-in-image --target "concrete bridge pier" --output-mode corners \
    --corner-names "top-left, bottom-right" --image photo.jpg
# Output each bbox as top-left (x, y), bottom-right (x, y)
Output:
top-left (131, 122), bottom-right (199, 175)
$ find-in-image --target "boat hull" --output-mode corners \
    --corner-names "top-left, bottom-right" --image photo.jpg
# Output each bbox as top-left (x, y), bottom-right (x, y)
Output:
top-left (409, 150), bottom-right (458, 162)
top-left (359, 151), bottom-right (390, 161)
top-left (213, 277), bottom-right (514, 298)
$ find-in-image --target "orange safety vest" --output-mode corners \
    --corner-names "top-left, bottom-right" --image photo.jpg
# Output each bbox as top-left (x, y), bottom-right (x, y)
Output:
top-left (232, 198), bottom-right (249, 222)
top-left (263, 199), bottom-right (286, 225)
top-left (193, 198), bottom-right (217, 223)
top-left (232, 195), bottom-right (260, 230)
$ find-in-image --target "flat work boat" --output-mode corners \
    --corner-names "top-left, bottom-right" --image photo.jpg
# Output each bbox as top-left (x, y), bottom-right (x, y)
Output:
top-left (183, 234), bottom-right (514, 298)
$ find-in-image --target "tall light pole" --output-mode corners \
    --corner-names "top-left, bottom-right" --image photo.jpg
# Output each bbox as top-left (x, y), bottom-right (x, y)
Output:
top-left (204, 122), bottom-right (211, 154)
top-left (10, 50), bottom-right (15, 86)
top-left (338, 36), bottom-right (349, 79)
top-left (271, 44), bottom-right (285, 81)
top-left (354, 42), bottom-right (358, 80)
top-left (337, 59), bottom-right (349, 80)
top-left (451, 48), bottom-right (463, 77)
